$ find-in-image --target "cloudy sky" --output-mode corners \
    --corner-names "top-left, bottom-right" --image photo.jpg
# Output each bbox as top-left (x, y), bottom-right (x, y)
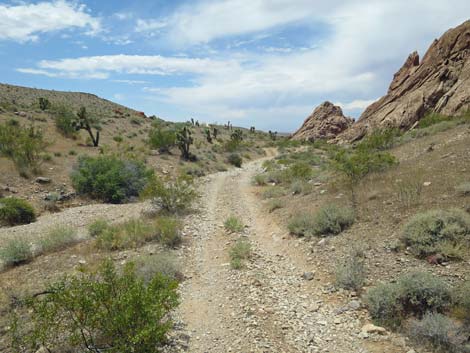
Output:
top-left (1, 1), bottom-right (469, 131)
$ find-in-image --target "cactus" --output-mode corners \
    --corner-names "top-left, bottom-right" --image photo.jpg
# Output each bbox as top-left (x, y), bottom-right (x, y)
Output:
top-left (204, 128), bottom-right (213, 143)
top-left (190, 118), bottom-right (195, 126)
top-left (213, 127), bottom-right (218, 139)
top-left (176, 126), bottom-right (194, 160)
top-left (195, 120), bottom-right (200, 127)
top-left (38, 97), bottom-right (50, 111)
top-left (268, 130), bottom-right (278, 141)
top-left (72, 107), bottom-right (101, 147)
top-left (231, 129), bottom-right (243, 142)
top-left (250, 126), bottom-right (256, 133)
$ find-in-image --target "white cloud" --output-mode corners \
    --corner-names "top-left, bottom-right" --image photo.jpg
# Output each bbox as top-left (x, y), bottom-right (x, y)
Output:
top-left (0, 0), bottom-right (101, 42)
top-left (113, 79), bottom-right (150, 85)
top-left (135, 19), bottom-right (167, 33)
top-left (336, 99), bottom-right (378, 111)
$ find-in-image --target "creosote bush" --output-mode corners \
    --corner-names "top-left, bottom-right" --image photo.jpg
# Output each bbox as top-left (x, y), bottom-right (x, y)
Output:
top-left (135, 253), bottom-right (182, 283)
top-left (365, 271), bottom-right (451, 328)
top-left (71, 155), bottom-right (153, 204)
top-left (88, 218), bottom-right (109, 237)
top-left (142, 175), bottom-right (198, 214)
top-left (148, 127), bottom-right (176, 153)
top-left (401, 209), bottom-right (470, 259)
top-left (0, 197), bottom-right (36, 226)
top-left (409, 313), bottom-right (459, 353)
top-left (335, 252), bottom-right (365, 291)
top-left (224, 216), bottom-right (244, 233)
top-left (0, 238), bottom-right (33, 267)
top-left (268, 199), bottom-right (284, 213)
top-left (227, 153), bottom-right (242, 168)
top-left (11, 260), bottom-right (179, 353)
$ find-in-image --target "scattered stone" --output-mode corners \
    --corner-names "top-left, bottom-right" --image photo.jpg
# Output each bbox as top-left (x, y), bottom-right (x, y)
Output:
top-left (302, 272), bottom-right (315, 281)
top-left (35, 177), bottom-right (51, 184)
top-left (361, 323), bottom-right (387, 335)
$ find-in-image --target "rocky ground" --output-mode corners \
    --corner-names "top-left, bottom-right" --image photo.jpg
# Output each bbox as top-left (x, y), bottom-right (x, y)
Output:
top-left (167, 156), bottom-right (418, 353)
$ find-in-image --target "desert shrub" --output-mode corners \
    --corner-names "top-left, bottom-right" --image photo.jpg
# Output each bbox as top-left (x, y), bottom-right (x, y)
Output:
top-left (409, 313), bottom-right (459, 352)
top-left (142, 175), bottom-right (198, 214)
top-left (401, 209), bottom-right (470, 259)
top-left (418, 113), bottom-right (452, 128)
top-left (357, 128), bottom-right (401, 151)
top-left (456, 182), bottom-right (470, 196)
top-left (95, 219), bottom-right (157, 250)
top-left (230, 240), bottom-right (251, 269)
top-left (183, 165), bottom-right (205, 177)
top-left (365, 271), bottom-right (451, 328)
top-left (288, 213), bottom-right (315, 237)
top-left (155, 217), bottom-right (182, 248)
top-left (0, 123), bottom-right (48, 176)
top-left (262, 186), bottom-right (285, 199)
top-left (224, 216), bottom-right (244, 233)
top-left (88, 218), bottom-right (110, 237)
top-left (147, 128), bottom-right (176, 153)
top-left (310, 204), bottom-right (354, 236)
top-left (395, 172), bottom-right (424, 208)
top-left (135, 253), bottom-right (182, 283)
top-left (71, 155), bottom-right (153, 204)
top-left (268, 199), bottom-right (284, 213)
top-left (252, 174), bottom-right (267, 186)
top-left (331, 147), bottom-right (397, 207)
top-left (227, 153), bottom-right (242, 167)
top-left (452, 281), bottom-right (470, 324)
top-left (290, 180), bottom-right (313, 195)
top-left (0, 197), bottom-right (36, 226)
top-left (39, 226), bottom-right (78, 253)
top-left (113, 135), bottom-right (123, 143)
top-left (0, 238), bottom-right (33, 267)
top-left (285, 161), bottom-right (313, 181)
top-left (11, 260), bottom-right (179, 353)
top-left (335, 252), bottom-right (365, 291)
top-left (52, 105), bottom-right (77, 138)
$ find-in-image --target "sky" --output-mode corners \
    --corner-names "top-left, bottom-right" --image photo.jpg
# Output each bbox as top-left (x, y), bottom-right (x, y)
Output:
top-left (0, 1), bottom-right (469, 132)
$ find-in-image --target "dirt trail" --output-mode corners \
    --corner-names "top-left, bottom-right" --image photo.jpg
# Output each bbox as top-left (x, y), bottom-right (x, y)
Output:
top-left (177, 156), bottom-right (407, 353)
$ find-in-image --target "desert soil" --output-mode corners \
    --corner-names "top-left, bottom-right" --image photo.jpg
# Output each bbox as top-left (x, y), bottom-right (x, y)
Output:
top-left (0, 152), bottom-right (416, 353)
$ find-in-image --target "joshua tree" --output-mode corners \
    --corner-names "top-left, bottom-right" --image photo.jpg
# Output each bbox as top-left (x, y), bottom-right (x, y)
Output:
top-left (38, 97), bottom-right (50, 111)
top-left (190, 118), bottom-right (195, 126)
top-left (176, 126), bottom-right (194, 160)
top-left (195, 120), bottom-right (200, 127)
top-left (204, 128), bottom-right (213, 143)
top-left (213, 127), bottom-right (218, 139)
top-left (250, 126), bottom-right (256, 133)
top-left (72, 107), bottom-right (101, 147)
top-left (268, 130), bottom-right (278, 141)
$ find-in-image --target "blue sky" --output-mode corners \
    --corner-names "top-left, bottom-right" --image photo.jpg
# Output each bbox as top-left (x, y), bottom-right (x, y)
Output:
top-left (1, 1), bottom-right (469, 132)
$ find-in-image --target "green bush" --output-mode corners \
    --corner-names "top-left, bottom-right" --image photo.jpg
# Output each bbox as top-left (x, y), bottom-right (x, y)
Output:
top-left (261, 186), bottom-right (285, 199)
top-left (401, 209), bottom-right (470, 259)
top-left (357, 128), bottom-right (401, 151)
top-left (224, 216), bottom-right (244, 233)
top-left (409, 313), bottom-right (458, 352)
top-left (88, 218), bottom-right (110, 237)
top-left (252, 174), bottom-right (267, 186)
top-left (142, 175), bottom-right (198, 214)
top-left (285, 161), bottom-right (313, 181)
top-left (227, 153), bottom-right (242, 167)
top-left (230, 240), bottom-right (251, 269)
top-left (71, 155), bottom-right (153, 204)
top-left (268, 199), bottom-right (284, 213)
top-left (452, 281), bottom-right (470, 324)
top-left (0, 197), bottom-right (36, 226)
top-left (309, 204), bottom-right (354, 236)
top-left (0, 123), bottom-right (48, 176)
top-left (365, 271), bottom-right (451, 328)
top-left (95, 219), bottom-right (158, 250)
top-left (418, 113), bottom-right (452, 128)
top-left (12, 260), bottom-right (179, 353)
top-left (39, 226), bottom-right (78, 253)
top-left (290, 180), bottom-right (313, 195)
top-left (155, 217), bottom-right (182, 248)
top-left (147, 128), bottom-right (176, 153)
top-left (113, 135), bottom-right (123, 143)
top-left (0, 238), bottom-right (33, 267)
top-left (288, 213), bottom-right (315, 237)
top-left (52, 105), bottom-right (77, 138)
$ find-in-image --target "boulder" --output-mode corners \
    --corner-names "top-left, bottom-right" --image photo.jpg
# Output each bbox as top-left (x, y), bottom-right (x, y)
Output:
top-left (338, 20), bottom-right (470, 142)
top-left (292, 101), bottom-right (354, 141)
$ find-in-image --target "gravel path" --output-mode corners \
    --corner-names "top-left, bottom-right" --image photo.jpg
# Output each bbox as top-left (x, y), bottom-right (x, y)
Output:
top-left (172, 158), bottom-right (410, 353)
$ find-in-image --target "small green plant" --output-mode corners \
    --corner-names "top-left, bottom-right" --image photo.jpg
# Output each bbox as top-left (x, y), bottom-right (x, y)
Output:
top-left (71, 155), bottom-right (153, 204)
top-left (401, 209), bottom-right (470, 259)
top-left (224, 216), bottom-right (244, 233)
top-left (39, 226), bottom-right (78, 253)
top-left (395, 172), bottom-right (424, 208)
top-left (68, 149), bottom-right (77, 156)
top-left (38, 97), bottom-right (51, 111)
top-left (288, 213), bottom-right (314, 237)
top-left (0, 197), bottom-right (36, 226)
top-left (155, 217), bottom-right (182, 248)
top-left (253, 174), bottom-right (267, 186)
top-left (230, 129), bottom-right (243, 143)
top-left (142, 175), bottom-right (198, 214)
top-left (452, 280), bottom-right (470, 324)
top-left (88, 218), bottom-right (110, 237)
top-left (262, 186), bottom-right (285, 199)
top-left (335, 252), bottom-right (365, 291)
top-left (310, 204), bottom-right (355, 236)
top-left (0, 238), bottom-right (33, 267)
top-left (268, 199), bottom-right (284, 213)
top-left (418, 113), bottom-right (452, 128)
top-left (365, 271), bottom-right (451, 328)
top-left (290, 180), bottom-right (313, 195)
top-left (113, 135), bottom-right (123, 143)
top-left (230, 239), bottom-right (251, 269)
top-left (11, 260), bottom-right (179, 353)
top-left (52, 105), bottom-right (77, 138)
top-left (135, 253), bottom-right (182, 283)
top-left (95, 219), bottom-right (157, 250)
top-left (147, 128), bottom-right (176, 153)
top-left (228, 153), bottom-right (242, 168)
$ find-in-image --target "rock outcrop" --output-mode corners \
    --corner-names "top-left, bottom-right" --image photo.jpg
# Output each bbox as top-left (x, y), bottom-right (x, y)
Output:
top-left (338, 20), bottom-right (470, 142)
top-left (292, 102), bottom-right (353, 141)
